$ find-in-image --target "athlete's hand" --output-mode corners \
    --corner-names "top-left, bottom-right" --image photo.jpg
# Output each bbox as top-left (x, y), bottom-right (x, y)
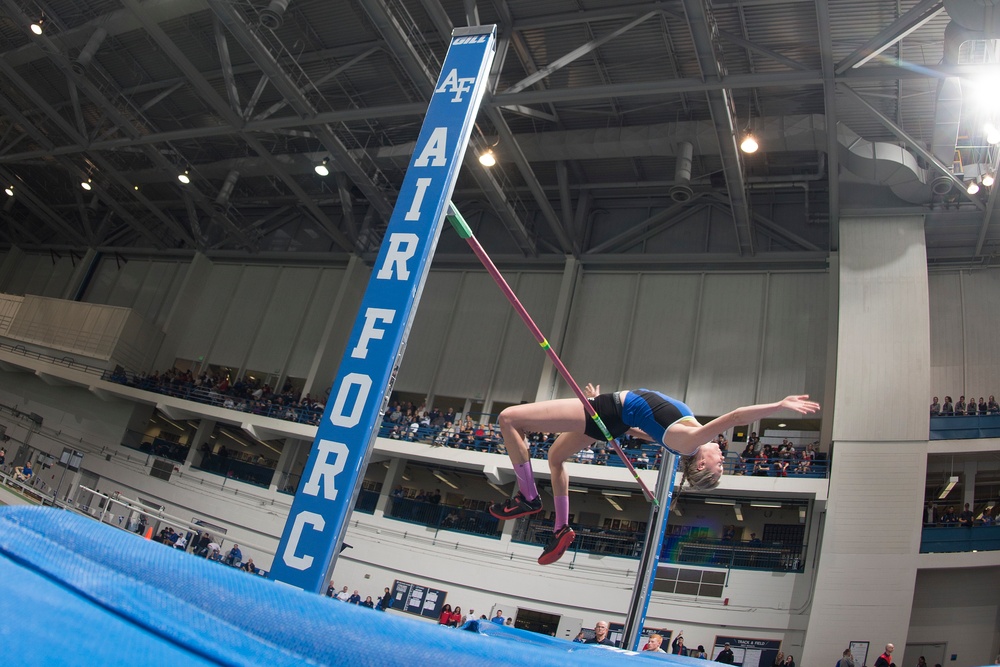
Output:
top-left (584, 383), bottom-right (600, 399)
top-left (780, 395), bottom-right (820, 414)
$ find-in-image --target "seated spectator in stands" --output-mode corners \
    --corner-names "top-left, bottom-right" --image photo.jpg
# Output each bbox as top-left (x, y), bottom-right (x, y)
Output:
top-left (415, 489), bottom-right (427, 502)
top-left (752, 459), bottom-right (770, 476)
top-left (643, 634), bottom-right (667, 653)
top-left (939, 506), bottom-right (958, 524)
top-left (448, 605), bottom-right (463, 627)
top-left (634, 450), bottom-right (650, 469)
top-left (14, 460), bottom-right (33, 482)
top-left (981, 507), bottom-right (994, 526)
top-left (979, 397), bottom-right (988, 415)
top-left (959, 503), bottom-right (975, 527)
top-left (794, 458), bottom-right (812, 475)
top-left (748, 431), bottom-right (760, 451)
top-left (761, 444), bottom-right (774, 462)
top-left (240, 558), bottom-right (257, 574)
top-left (437, 603), bottom-right (453, 624)
top-left (577, 445), bottom-right (595, 464)
top-left (802, 443), bottom-right (817, 461)
top-left (715, 434), bottom-right (728, 454)
top-left (361, 595), bottom-right (375, 608)
top-left (347, 590), bottom-right (362, 604)
top-left (593, 440), bottom-right (608, 465)
top-left (740, 442), bottom-right (756, 463)
top-left (930, 397), bottom-right (941, 415)
top-left (955, 395), bottom-right (967, 415)
top-left (773, 459), bottom-right (789, 477)
top-left (335, 586), bottom-right (350, 602)
top-left (778, 440), bottom-right (795, 459)
top-left (428, 489), bottom-right (442, 505)
top-left (174, 533), bottom-right (187, 551)
top-left (442, 510), bottom-right (460, 528)
top-left (942, 396), bottom-right (954, 415)
top-left (748, 533), bottom-right (762, 546)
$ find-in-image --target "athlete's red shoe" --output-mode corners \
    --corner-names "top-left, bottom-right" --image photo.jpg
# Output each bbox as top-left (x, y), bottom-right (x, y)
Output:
top-left (537, 525), bottom-right (576, 565)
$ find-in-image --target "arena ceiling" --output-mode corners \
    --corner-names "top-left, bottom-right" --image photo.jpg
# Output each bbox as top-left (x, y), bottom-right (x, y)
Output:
top-left (0, 0), bottom-right (998, 271)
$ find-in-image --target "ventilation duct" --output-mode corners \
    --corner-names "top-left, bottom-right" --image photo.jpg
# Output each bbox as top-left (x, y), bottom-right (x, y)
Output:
top-left (213, 170), bottom-right (240, 213)
top-left (260, 0), bottom-right (291, 30)
top-left (670, 141), bottom-right (694, 202)
top-left (71, 27), bottom-right (107, 76)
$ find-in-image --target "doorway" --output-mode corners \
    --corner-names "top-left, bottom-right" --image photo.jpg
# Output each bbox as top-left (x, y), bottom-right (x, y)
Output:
top-left (514, 608), bottom-right (561, 637)
top-left (904, 642), bottom-right (946, 667)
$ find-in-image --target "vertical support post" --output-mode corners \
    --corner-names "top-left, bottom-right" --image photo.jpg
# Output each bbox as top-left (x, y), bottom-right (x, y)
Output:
top-left (623, 452), bottom-right (679, 650)
top-left (268, 26), bottom-right (497, 592)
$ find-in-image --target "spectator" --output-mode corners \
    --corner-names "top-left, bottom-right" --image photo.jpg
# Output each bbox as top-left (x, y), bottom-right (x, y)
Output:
top-left (989, 395), bottom-right (999, 414)
top-left (225, 544), bottom-right (243, 566)
top-left (942, 396), bottom-right (954, 415)
top-left (428, 489), bottom-right (442, 505)
top-left (326, 580), bottom-right (336, 597)
top-left (930, 397), bottom-right (941, 415)
top-left (347, 590), bottom-right (362, 605)
top-left (438, 603), bottom-right (453, 625)
top-left (335, 586), bottom-right (350, 602)
top-left (491, 610), bottom-right (505, 625)
top-left (981, 507), bottom-right (994, 526)
top-left (696, 645), bottom-right (709, 659)
top-left (505, 617), bottom-right (513, 627)
top-left (573, 630), bottom-right (587, 643)
top-left (643, 634), bottom-right (667, 653)
top-left (916, 657), bottom-right (927, 667)
top-left (716, 643), bottom-right (735, 663)
top-left (959, 503), bottom-right (975, 527)
top-left (955, 395), bottom-right (967, 415)
top-left (773, 651), bottom-right (785, 667)
top-left (584, 620), bottom-right (614, 646)
top-left (240, 558), bottom-right (257, 574)
top-left (940, 506), bottom-right (957, 524)
top-left (449, 606), bottom-right (463, 627)
top-left (377, 587), bottom-right (392, 611)
top-left (836, 648), bottom-right (855, 667)
top-left (671, 630), bottom-right (686, 655)
top-left (784, 655), bottom-right (795, 667)
top-left (174, 533), bottom-right (188, 551)
top-left (15, 460), bottom-right (32, 482)
top-left (979, 397), bottom-right (988, 415)
top-left (874, 644), bottom-right (894, 667)
top-left (0, 446), bottom-right (5, 465)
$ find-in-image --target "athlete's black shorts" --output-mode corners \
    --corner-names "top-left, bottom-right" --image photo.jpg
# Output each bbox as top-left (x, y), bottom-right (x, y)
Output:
top-left (583, 392), bottom-right (630, 440)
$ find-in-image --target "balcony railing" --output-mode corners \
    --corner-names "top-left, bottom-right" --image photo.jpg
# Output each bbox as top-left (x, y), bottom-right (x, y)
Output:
top-left (385, 497), bottom-right (502, 539)
top-left (920, 525), bottom-right (1000, 553)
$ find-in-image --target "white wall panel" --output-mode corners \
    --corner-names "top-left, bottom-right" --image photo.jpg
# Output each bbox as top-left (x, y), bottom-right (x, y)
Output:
top-left (245, 267), bottom-right (322, 375)
top-left (620, 273), bottom-right (701, 398)
top-left (394, 271), bottom-right (463, 393)
top-left (928, 273), bottom-right (965, 398)
top-left (173, 264), bottom-right (243, 364)
top-left (561, 273), bottom-right (638, 396)
top-left (834, 216), bottom-right (929, 442)
top-left (209, 265), bottom-right (280, 368)
top-left (432, 272), bottom-right (514, 400)
top-left (957, 271), bottom-right (1000, 401)
top-left (490, 271), bottom-right (562, 405)
top-left (5, 253), bottom-right (75, 297)
top-left (285, 268), bottom-right (346, 380)
top-left (687, 274), bottom-right (766, 416)
top-left (85, 258), bottom-right (187, 330)
top-left (758, 272), bottom-right (828, 404)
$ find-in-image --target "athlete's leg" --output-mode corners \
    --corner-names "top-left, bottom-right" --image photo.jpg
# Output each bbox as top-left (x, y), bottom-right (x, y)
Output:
top-left (497, 398), bottom-right (589, 465)
top-left (546, 431), bottom-right (598, 496)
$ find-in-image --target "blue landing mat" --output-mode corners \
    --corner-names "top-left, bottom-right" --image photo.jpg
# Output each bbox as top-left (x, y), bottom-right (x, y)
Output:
top-left (0, 506), bottom-right (705, 666)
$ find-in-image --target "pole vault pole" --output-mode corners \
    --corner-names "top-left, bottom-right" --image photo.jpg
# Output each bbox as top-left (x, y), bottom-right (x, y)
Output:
top-left (269, 26), bottom-right (497, 593)
top-left (446, 205), bottom-right (656, 504)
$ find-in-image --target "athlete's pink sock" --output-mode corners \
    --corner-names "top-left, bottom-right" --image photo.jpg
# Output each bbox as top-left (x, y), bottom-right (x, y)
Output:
top-left (513, 461), bottom-right (538, 501)
top-left (554, 495), bottom-right (570, 531)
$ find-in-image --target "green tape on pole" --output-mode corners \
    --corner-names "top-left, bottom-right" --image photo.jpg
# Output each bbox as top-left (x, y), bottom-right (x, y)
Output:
top-left (446, 209), bottom-right (473, 239)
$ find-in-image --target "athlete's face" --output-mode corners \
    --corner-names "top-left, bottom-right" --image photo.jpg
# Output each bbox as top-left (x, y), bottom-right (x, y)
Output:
top-left (695, 441), bottom-right (724, 476)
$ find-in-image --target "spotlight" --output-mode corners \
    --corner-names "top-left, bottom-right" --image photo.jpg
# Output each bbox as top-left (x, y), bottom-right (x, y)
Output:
top-left (4, 186), bottom-right (12, 197)
top-left (81, 178), bottom-right (92, 191)
top-left (314, 158), bottom-right (330, 177)
top-left (177, 170), bottom-right (191, 185)
top-left (30, 20), bottom-right (43, 35)
top-left (740, 134), bottom-right (759, 153)
top-left (984, 173), bottom-right (995, 187)
top-left (478, 149), bottom-right (496, 167)
top-left (967, 180), bottom-right (980, 195)
top-left (986, 123), bottom-right (1000, 145)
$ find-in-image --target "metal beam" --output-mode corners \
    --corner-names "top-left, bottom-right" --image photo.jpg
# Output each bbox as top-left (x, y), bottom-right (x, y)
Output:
top-left (816, 0), bottom-right (841, 247)
top-left (213, 16), bottom-right (242, 114)
top-left (835, 0), bottom-right (944, 75)
top-left (503, 12), bottom-right (657, 95)
top-left (587, 195), bottom-right (709, 255)
top-left (840, 83), bottom-right (985, 211)
top-left (681, 0), bottom-right (754, 255)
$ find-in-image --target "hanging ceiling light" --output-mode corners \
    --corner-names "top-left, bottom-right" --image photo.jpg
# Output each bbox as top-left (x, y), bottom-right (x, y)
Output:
top-left (478, 149), bottom-right (496, 167)
top-left (4, 186), bottom-right (13, 197)
top-left (30, 19), bottom-right (43, 35)
top-left (177, 170), bottom-right (191, 185)
top-left (983, 173), bottom-right (995, 187)
top-left (967, 180), bottom-right (980, 195)
top-left (986, 123), bottom-right (1000, 145)
top-left (740, 134), bottom-right (759, 153)
top-left (81, 178), bottom-right (92, 191)
top-left (314, 157), bottom-right (330, 177)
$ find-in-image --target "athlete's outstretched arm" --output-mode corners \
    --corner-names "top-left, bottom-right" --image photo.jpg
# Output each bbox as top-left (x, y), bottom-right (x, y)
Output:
top-left (664, 395), bottom-right (820, 454)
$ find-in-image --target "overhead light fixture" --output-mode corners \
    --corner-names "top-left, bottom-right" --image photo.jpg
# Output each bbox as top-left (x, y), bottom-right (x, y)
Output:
top-left (798, 507), bottom-right (807, 523)
top-left (986, 123), bottom-right (1000, 145)
top-left (937, 475), bottom-right (959, 499)
top-left (601, 490), bottom-right (632, 498)
top-left (432, 470), bottom-right (459, 490)
top-left (734, 504), bottom-right (743, 522)
top-left (177, 170), bottom-right (191, 185)
top-left (478, 149), bottom-right (496, 167)
top-left (777, 423), bottom-right (787, 428)
top-left (81, 178), bottom-right (92, 191)
top-left (3, 186), bottom-right (12, 197)
top-left (605, 496), bottom-right (623, 512)
top-left (314, 157), bottom-right (330, 176)
top-left (967, 180), bottom-right (980, 195)
top-left (740, 134), bottom-right (758, 154)
top-left (705, 499), bottom-right (736, 506)
top-left (30, 19), bottom-right (43, 35)
top-left (568, 486), bottom-right (589, 493)
top-left (984, 173), bottom-right (995, 187)
top-left (750, 500), bottom-right (783, 508)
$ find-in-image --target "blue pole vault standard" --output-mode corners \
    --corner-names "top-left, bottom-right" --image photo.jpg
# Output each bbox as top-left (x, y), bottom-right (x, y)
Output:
top-left (622, 452), bottom-right (680, 651)
top-left (268, 25), bottom-right (497, 592)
